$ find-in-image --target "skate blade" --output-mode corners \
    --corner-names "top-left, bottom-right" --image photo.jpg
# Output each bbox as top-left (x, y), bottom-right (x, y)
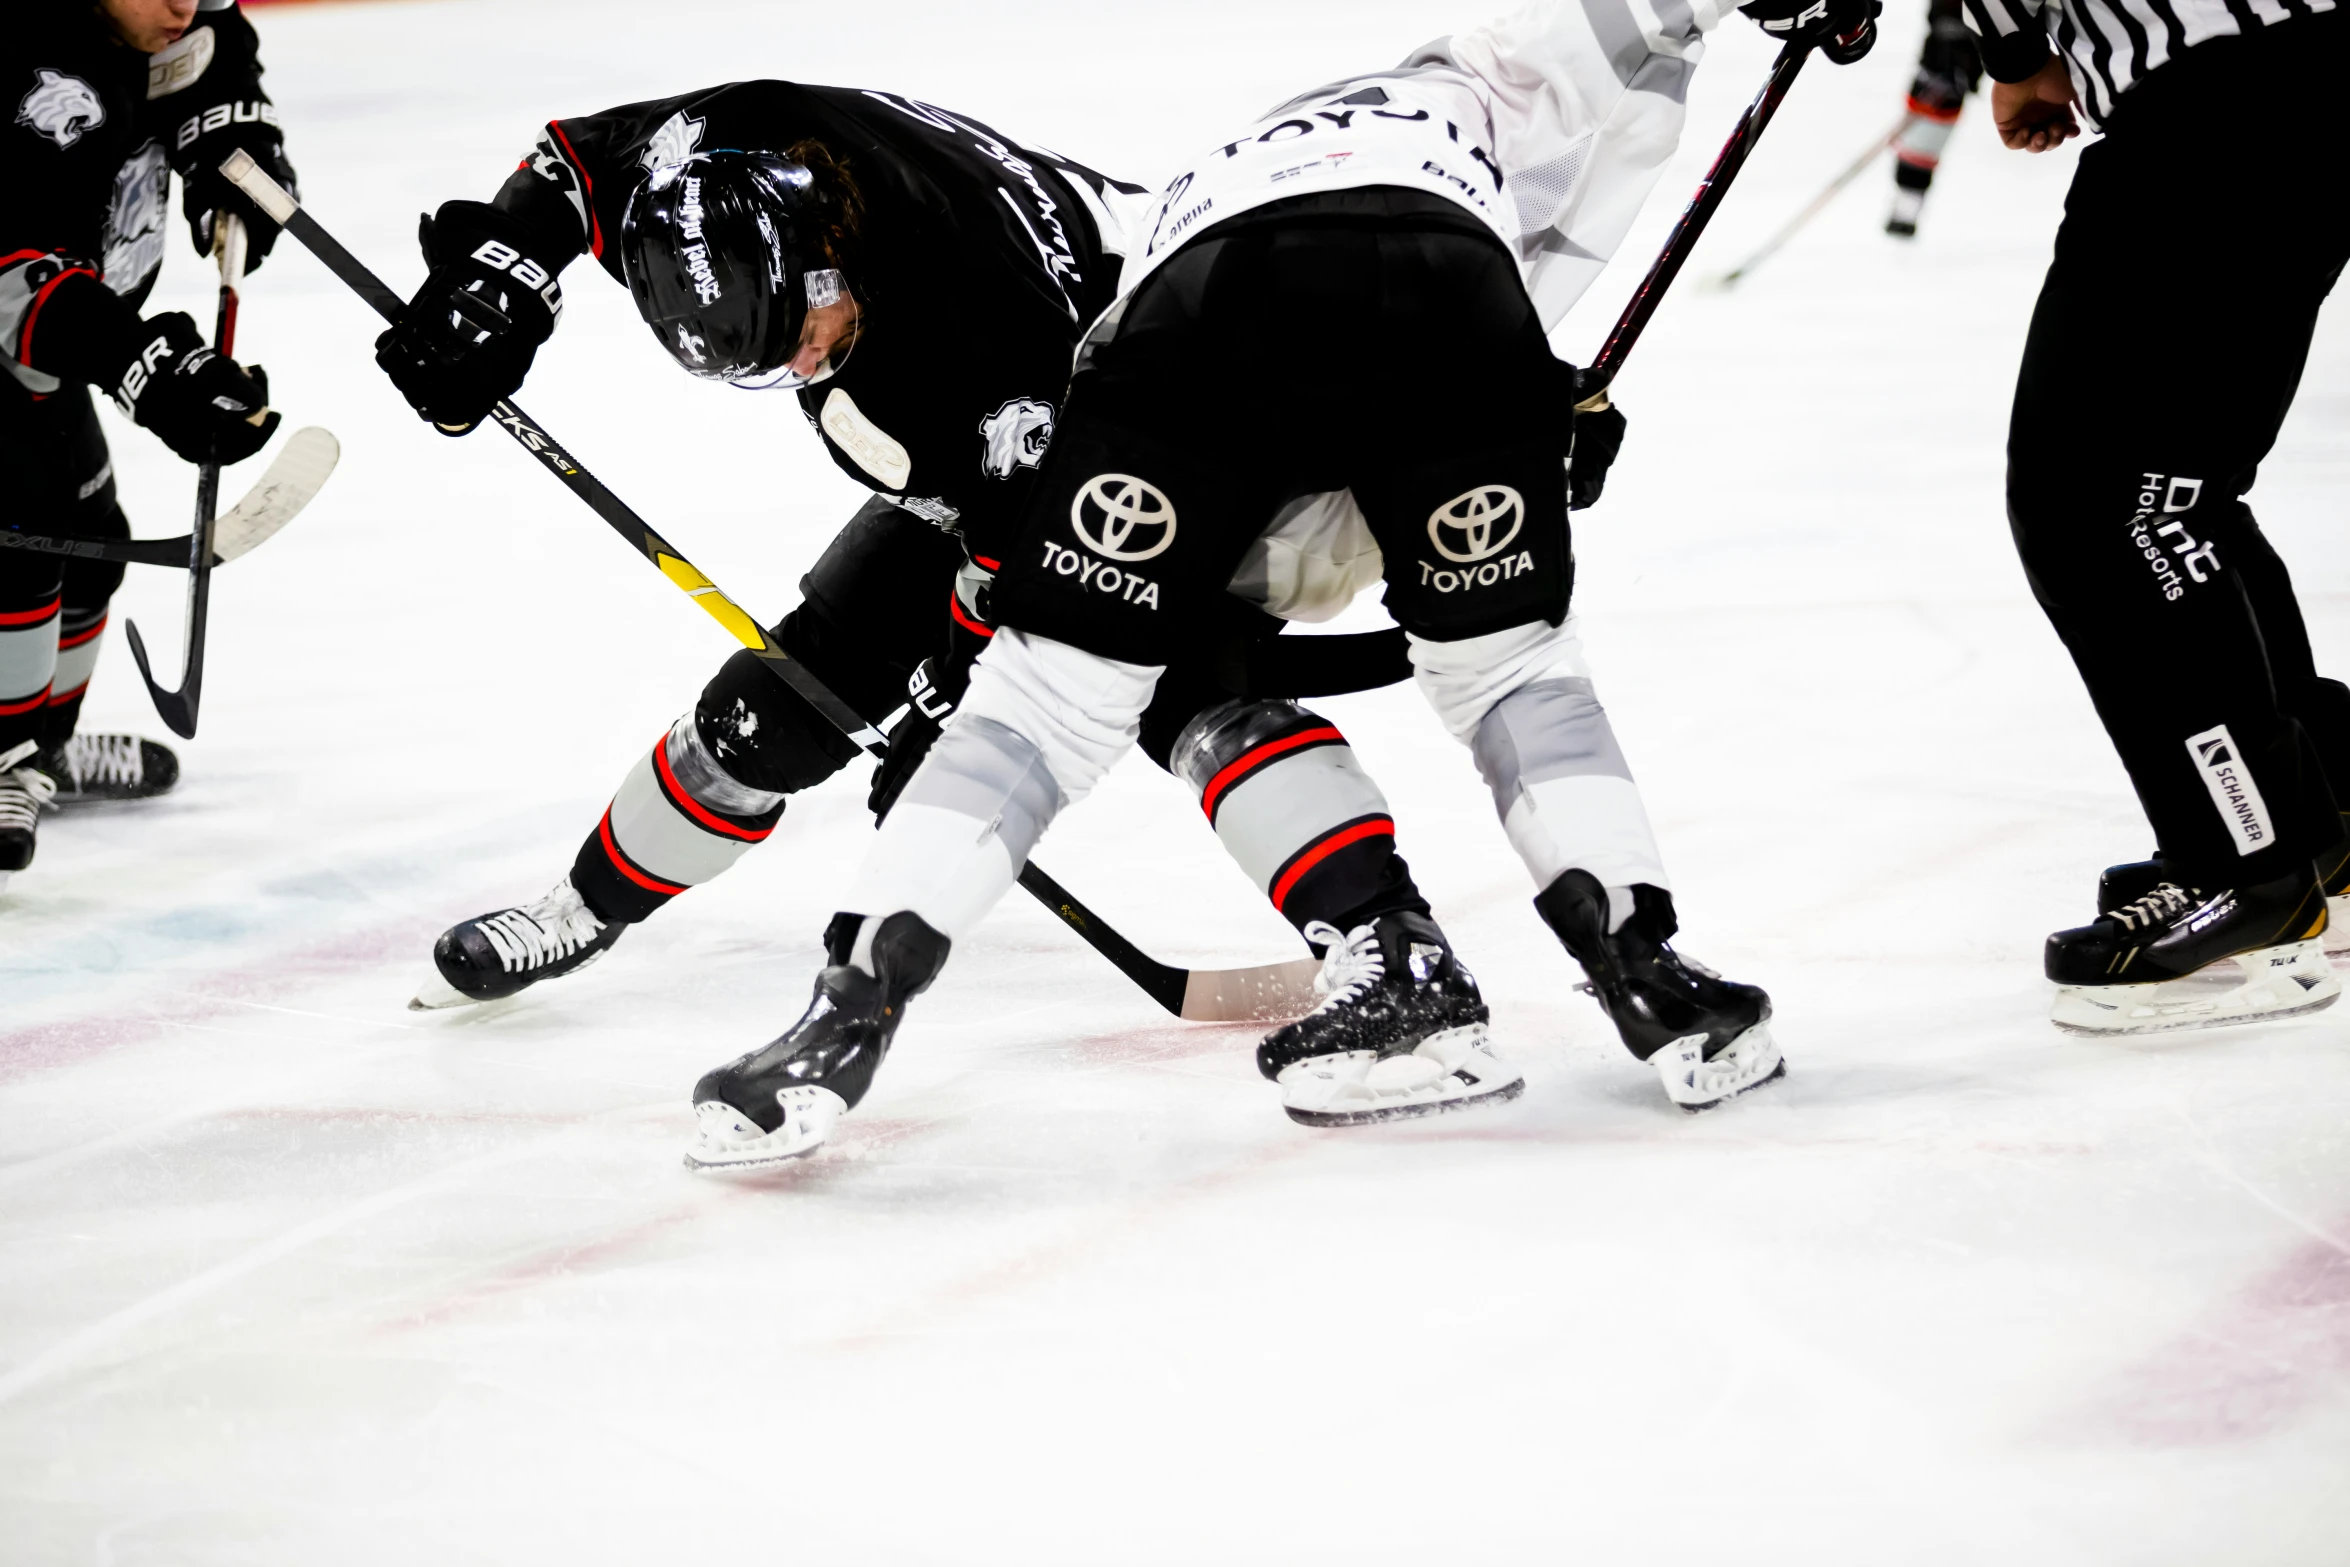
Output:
top-left (1279, 1025), bottom-right (1524, 1128)
top-left (407, 969), bottom-right (480, 1011)
top-left (2053, 938), bottom-right (2342, 1036)
top-left (683, 1089), bottom-right (843, 1171)
top-left (1656, 1021), bottom-right (1785, 1112)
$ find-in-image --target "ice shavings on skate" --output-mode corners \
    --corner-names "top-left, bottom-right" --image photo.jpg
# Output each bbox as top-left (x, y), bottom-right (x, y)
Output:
top-left (2051, 939), bottom-right (2339, 1036)
top-left (685, 1085), bottom-right (845, 1169)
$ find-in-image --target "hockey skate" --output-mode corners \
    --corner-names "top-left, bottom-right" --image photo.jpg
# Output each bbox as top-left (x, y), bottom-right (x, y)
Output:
top-left (2048, 870), bottom-right (2337, 1036)
top-left (410, 874), bottom-right (625, 1009)
top-left (2099, 835), bottom-right (2350, 956)
top-left (686, 912), bottom-right (949, 1170)
top-left (0, 741), bottom-right (59, 896)
top-left (1536, 870), bottom-right (1783, 1111)
top-left (1257, 912), bottom-right (1521, 1127)
top-left (35, 733), bottom-right (179, 804)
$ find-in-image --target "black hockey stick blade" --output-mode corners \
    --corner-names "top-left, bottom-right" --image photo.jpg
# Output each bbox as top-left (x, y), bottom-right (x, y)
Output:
top-left (1588, 40), bottom-right (1812, 387)
top-left (227, 151), bottom-right (1317, 1022)
top-left (126, 216), bottom-right (247, 738)
top-left (0, 426), bottom-right (338, 570)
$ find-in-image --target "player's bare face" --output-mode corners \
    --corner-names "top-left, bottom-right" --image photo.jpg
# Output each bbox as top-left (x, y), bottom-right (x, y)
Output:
top-left (100, 0), bottom-right (200, 53)
top-left (785, 296), bottom-right (860, 382)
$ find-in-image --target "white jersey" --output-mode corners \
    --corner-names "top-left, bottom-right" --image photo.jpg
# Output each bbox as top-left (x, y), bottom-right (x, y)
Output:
top-left (1116, 0), bottom-right (1740, 337)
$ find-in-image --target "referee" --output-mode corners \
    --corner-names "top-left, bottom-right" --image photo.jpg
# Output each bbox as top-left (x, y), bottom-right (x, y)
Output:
top-left (1970, 0), bottom-right (2350, 1031)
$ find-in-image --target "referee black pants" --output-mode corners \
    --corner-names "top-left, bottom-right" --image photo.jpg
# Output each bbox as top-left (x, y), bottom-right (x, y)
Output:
top-left (2008, 13), bottom-right (2350, 886)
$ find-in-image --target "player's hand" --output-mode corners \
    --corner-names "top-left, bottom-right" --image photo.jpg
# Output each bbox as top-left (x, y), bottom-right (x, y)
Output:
top-left (1568, 376), bottom-right (1627, 512)
top-left (1993, 55), bottom-right (2081, 152)
top-left (1738, 0), bottom-right (1881, 63)
top-left (869, 656), bottom-right (967, 822)
top-left (175, 107), bottom-right (296, 271)
top-left (109, 312), bottom-right (279, 466)
top-left (374, 201), bottom-right (563, 436)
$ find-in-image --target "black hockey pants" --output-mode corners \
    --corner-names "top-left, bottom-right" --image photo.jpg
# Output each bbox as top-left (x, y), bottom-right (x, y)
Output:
top-left (0, 386), bottom-right (128, 753)
top-left (569, 497), bottom-right (1430, 938)
top-left (2006, 12), bottom-right (2350, 886)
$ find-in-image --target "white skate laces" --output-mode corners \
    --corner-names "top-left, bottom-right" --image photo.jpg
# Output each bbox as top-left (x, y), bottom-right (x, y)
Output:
top-left (1301, 920), bottom-right (1385, 1010)
top-left (2106, 883), bottom-right (2197, 932)
top-left (0, 741), bottom-right (60, 832)
top-left (479, 879), bottom-right (608, 973)
top-left (48, 733), bottom-right (145, 793)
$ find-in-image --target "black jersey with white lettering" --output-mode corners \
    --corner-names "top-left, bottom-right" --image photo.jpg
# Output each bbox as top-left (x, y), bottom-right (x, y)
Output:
top-left (490, 81), bottom-right (1142, 567)
top-left (2, 0), bottom-right (275, 404)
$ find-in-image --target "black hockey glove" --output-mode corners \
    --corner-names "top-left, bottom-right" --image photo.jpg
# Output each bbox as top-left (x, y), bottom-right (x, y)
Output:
top-left (1568, 389), bottom-right (1628, 511)
top-left (374, 201), bottom-right (564, 436)
top-left (108, 312), bottom-right (278, 467)
top-left (174, 102), bottom-right (296, 271)
top-left (1911, 12), bottom-right (1985, 113)
top-left (1738, 0), bottom-right (1880, 63)
top-left (868, 655), bottom-right (968, 822)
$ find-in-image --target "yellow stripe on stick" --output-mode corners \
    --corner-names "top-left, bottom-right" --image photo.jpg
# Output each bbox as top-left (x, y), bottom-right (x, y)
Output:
top-left (656, 553), bottom-right (766, 650)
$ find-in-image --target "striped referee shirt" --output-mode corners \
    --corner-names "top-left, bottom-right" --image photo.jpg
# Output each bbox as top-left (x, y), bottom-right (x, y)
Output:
top-left (1962, 0), bottom-right (2335, 125)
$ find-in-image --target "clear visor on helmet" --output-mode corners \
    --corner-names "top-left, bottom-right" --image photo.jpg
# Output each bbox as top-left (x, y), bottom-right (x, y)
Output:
top-left (730, 268), bottom-right (854, 391)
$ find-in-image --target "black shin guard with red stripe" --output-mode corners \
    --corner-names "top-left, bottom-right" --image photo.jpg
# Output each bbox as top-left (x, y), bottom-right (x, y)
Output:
top-left (1170, 698), bottom-right (1428, 945)
top-left (572, 716), bottom-right (787, 923)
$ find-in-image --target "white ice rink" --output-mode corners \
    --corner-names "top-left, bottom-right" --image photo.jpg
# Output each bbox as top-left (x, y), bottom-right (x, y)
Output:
top-left (6, 1), bottom-right (2348, 1560)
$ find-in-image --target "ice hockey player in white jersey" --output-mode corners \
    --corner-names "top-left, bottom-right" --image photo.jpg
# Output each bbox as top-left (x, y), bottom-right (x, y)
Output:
top-left (686, 0), bottom-right (1882, 1169)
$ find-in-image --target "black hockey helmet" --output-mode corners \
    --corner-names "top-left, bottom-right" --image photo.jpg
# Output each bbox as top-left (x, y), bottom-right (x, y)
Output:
top-left (618, 150), bottom-right (848, 388)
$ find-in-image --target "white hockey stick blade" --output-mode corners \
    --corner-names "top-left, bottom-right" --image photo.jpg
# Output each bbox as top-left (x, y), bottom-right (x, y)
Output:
top-left (1180, 956), bottom-right (1322, 1022)
top-left (2052, 938), bottom-right (2341, 1036)
top-left (214, 426), bottom-right (339, 563)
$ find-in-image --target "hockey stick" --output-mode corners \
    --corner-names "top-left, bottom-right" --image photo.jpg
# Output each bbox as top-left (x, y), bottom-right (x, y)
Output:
top-left (221, 151), bottom-right (1318, 1024)
top-left (1586, 39), bottom-right (1816, 390)
top-left (1708, 111), bottom-right (1914, 289)
top-left (0, 426), bottom-right (339, 569)
top-left (122, 216), bottom-right (248, 739)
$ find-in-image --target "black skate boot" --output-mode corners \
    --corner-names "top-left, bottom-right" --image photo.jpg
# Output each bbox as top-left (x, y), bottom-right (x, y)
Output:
top-left (1535, 870), bottom-right (1782, 1110)
top-left (2047, 868), bottom-right (2337, 1035)
top-left (0, 741), bottom-right (59, 896)
top-left (2100, 821), bottom-right (2350, 953)
top-left (686, 911), bottom-right (951, 1169)
top-left (410, 873), bottom-right (625, 1009)
top-left (36, 733), bottom-right (179, 803)
top-left (1257, 911), bottom-right (1521, 1126)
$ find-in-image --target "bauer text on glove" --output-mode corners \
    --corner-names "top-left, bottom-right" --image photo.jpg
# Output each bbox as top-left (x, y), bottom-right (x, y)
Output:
top-left (109, 313), bottom-right (278, 467)
top-left (374, 201), bottom-right (564, 435)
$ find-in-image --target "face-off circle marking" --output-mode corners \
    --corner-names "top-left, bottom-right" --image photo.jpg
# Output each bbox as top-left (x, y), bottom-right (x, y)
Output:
top-left (1426, 485), bottom-right (1525, 564)
top-left (1071, 474), bottom-right (1178, 562)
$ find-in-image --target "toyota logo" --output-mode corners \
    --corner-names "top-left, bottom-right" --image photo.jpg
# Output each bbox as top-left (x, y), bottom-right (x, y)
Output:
top-left (1426, 485), bottom-right (1524, 564)
top-left (1071, 474), bottom-right (1177, 562)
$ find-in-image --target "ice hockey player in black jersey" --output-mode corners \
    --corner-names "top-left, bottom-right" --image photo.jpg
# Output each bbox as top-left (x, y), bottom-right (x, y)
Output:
top-left (378, 82), bottom-right (1446, 1031)
top-left (683, 0), bottom-right (1877, 1169)
top-left (1, 0), bottom-right (297, 894)
top-left (1885, 0), bottom-right (1982, 237)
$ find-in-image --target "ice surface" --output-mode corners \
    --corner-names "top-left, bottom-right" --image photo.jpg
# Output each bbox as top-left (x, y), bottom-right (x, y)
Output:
top-left (5, 2), bottom-right (2348, 1562)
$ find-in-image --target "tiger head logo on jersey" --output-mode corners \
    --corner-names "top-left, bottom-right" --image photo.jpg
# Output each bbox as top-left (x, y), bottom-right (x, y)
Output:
top-left (641, 110), bottom-right (707, 173)
top-left (16, 69), bottom-right (106, 149)
top-left (978, 398), bottom-right (1055, 479)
